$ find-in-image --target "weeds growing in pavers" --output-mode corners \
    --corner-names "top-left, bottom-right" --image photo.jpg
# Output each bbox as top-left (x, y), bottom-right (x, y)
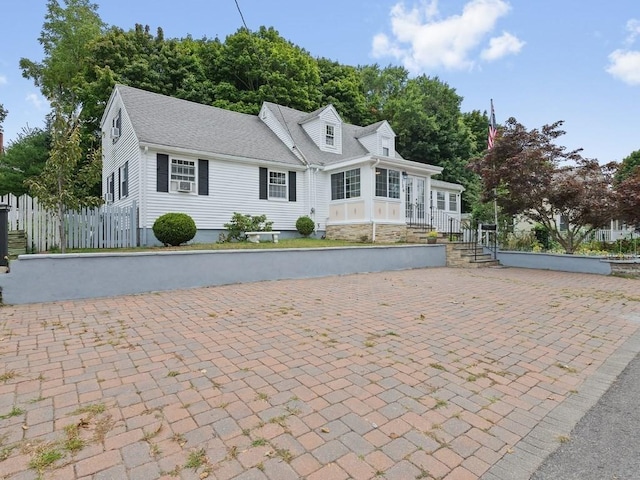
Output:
top-left (167, 370), bottom-right (180, 377)
top-left (557, 435), bottom-right (570, 443)
top-left (251, 438), bottom-right (267, 447)
top-left (434, 398), bottom-right (448, 409)
top-left (0, 369), bottom-right (18, 382)
top-left (274, 447), bottom-right (293, 463)
top-left (62, 424), bottom-right (85, 453)
top-left (172, 433), bottom-right (187, 447)
top-left (70, 403), bottom-right (106, 416)
top-left (28, 444), bottom-right (63, 473)
top-left (0, 405), bottom-right (24, 420)
top-left (185, 447), bottom-right (212, 475)
top-left (429, 363), bottom-right (446, 371)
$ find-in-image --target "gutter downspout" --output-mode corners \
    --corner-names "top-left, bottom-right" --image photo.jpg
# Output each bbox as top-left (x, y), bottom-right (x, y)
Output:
top-left (371, 158), bottom-right (380, 243)
top-left (292, 146), bottom-right (313, 228)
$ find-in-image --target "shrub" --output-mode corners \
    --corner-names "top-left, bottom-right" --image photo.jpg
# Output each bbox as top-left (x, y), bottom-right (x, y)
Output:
top-left (153, 213), bottom-right (197, 246)
top-left (223, 213), bottom-right (273, 242)
top-left (295, 216), bottom-right (315, 237)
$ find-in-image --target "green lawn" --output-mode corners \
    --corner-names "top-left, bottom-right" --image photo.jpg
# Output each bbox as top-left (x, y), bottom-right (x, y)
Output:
top-left (57, 237), bottom-right (387, 254)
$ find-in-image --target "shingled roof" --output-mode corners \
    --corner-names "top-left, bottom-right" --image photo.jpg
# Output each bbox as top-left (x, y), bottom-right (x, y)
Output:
top-left (115, 85), bottom-right (303, 166)
top-left (263, 102), bottom-right (405, 166)
top-left (112, 85), bottom-right (406, 168)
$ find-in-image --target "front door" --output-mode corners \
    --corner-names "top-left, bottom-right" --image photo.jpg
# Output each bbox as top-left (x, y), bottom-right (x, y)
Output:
top-left (405, 176), bottom-right (426, 224)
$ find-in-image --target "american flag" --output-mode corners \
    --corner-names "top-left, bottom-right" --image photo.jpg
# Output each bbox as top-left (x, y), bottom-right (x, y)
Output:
top-left (488, 99), bottom-right (497, 150)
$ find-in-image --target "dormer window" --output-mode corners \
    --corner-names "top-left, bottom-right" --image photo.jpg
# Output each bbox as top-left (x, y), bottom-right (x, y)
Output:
top-left (325, 124), bottom-right (335, 146)
top-left (382, 137), bottom-right (390, 156)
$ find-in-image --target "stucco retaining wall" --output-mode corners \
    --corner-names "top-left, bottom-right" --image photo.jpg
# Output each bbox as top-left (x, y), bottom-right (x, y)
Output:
top-left (0, 245), bottom-right (445, 305)
top-left (497, 251), bottom-right (612, 275)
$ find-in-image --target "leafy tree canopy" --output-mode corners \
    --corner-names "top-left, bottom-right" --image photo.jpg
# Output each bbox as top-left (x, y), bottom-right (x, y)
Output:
top-left (0, 127), bottom-right (51, 196)
top-left (470, 118), bottom-right (617, 253)
top-left (615, 149), bottom-right (640, 184)
top-left (0, 104), bottom-right (7, 133)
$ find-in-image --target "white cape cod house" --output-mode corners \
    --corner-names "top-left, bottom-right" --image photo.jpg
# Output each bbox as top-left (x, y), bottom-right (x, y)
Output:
top-left (101, 85), bottom-right (464, 245)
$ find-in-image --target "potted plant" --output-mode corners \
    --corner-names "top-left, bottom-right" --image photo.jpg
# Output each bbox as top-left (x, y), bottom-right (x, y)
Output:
top-left (427, 230), bottom-right (438, 244)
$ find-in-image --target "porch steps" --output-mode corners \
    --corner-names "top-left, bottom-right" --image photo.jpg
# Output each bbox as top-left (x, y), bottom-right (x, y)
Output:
top-left (445, 243), bottom-right (500, 268)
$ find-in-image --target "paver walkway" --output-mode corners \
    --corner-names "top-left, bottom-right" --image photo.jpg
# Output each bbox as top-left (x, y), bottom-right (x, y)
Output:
top-left (1, 267), bottom-right (639, 480)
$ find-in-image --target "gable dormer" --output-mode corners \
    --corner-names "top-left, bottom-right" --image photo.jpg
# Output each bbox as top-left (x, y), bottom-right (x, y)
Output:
top-left (298, 105), bottom-right (343, 154)
top-left (356, 120), bottom-right (396, 158)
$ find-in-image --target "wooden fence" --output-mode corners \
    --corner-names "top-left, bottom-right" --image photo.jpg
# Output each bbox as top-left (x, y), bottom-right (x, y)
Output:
top-left (0, 194), bottom-right (138, 252)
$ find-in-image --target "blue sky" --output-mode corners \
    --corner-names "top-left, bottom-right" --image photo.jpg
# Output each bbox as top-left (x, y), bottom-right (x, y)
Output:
top-left (1, 0), bottom-right (638, 164)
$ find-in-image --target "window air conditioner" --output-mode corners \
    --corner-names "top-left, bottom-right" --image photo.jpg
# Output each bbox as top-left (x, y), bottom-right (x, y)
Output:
top-left (178, 181), bottom-right (193, 192)
top-left (111, 127), bottom-right (120, 138)
top-left (104, 192), bottom-right (113, 203)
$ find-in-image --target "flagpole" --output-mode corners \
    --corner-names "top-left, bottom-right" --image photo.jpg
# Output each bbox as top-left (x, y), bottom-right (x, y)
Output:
top-left (488, 99), bottom-right (498, 228)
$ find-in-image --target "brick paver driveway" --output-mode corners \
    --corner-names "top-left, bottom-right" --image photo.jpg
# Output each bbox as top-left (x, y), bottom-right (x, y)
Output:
top-left (1, 267), bottom-right (639, 480)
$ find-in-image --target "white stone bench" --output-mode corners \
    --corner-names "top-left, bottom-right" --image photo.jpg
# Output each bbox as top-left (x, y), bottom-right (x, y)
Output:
top-left (245, 231), bottom-right (281, 243)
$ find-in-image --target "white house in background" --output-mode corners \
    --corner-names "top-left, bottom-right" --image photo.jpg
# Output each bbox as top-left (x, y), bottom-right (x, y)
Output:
top-left (100, 84), bottom-right (464, 245)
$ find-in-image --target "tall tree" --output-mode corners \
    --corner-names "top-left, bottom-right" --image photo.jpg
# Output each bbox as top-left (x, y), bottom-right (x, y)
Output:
top-left (317, 58), bottom-right (373, 126)
top-left (359, 64), bottom-right (408, 121)
top-left (615, 149), bottom-right (640, 184)
top-left (19, 0), bottom-right (104, 113)
top-left (26, 105), bottom-right (101, 252)
top-left (0, 104), bottom-right (7, 133)
top-left (470, 118), bottom-right (617, 253)
top-left (615, 168), bottom-right (640, 230)
top-left (211, 27), bottom-right (322, 114)
top-left (0, 127), bottom-right (51, 196)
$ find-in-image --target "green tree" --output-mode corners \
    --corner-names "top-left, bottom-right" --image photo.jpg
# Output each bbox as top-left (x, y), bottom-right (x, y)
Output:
top-left (26, 105), bottom-right (101, 252)
top-left (359, 64), bottom-right (408, 121)
top-left (615, 149), bottom-right (640, 184)
top-left (211, 27), bottom-right (322, 114)
top-left (0, 104), bottom-right (7, 133)
top-left (0, 128), bottom-right (51, 196)
top-left (470, 118), bottom-right (617, 253)
top-left (317, 58), bottom-right (373, 126)
top-left (19, 0), bottom-right (104, 113)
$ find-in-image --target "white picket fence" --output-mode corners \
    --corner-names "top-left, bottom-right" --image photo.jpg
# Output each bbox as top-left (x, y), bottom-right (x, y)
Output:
top-left (1, 194), bottom-right (138, 252)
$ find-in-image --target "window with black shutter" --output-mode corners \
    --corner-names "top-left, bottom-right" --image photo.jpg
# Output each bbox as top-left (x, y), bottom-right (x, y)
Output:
top-left (157, 154), bottom-right (169, 192)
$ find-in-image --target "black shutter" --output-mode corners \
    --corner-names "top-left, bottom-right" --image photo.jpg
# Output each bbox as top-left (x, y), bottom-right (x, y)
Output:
top-left (118, 168), bottom-right (121, 200)
top-left (157, 154), bottom-right (169, 192)
top-left (109, 173), bottom-right (114, 200)
top-left (259, 167), bottom-right (268, 199)
top-left (123, 162), bottom-right (129, 197)
top-left (198, 159), bottom-right (209, 196)
top-left (288, 171), bottom-right (296, 202)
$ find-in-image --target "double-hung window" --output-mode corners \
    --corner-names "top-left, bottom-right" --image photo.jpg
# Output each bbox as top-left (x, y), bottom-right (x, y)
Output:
top-left (331, 168), bottom-right (360, 200)
top-left (170, 158), bottom-right (196, 192)
top-left (448, 193), bottom-right (457, 212)
top-left (268, 171), bottom-right (287, 199)
top-left (119, 161), bottom-right (129, 198)
top-left (325, 124), bottom-right (335, 146)
top-left (436, 191), bottom-right (446, 210)
top-left (375, 167), bottom-right (400, 199)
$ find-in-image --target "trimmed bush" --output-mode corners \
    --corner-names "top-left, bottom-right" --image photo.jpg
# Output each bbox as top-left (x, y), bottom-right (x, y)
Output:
top-left (296, 216), bottom-right (315, 237)
top-left (153, 213), bottom-right (197, 246)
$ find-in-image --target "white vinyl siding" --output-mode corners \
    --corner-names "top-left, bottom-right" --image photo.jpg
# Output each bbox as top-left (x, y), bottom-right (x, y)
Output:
top-left (142, 154), bottom-right (306, 230)
top-left (300, 106), bottom-right (343, 154)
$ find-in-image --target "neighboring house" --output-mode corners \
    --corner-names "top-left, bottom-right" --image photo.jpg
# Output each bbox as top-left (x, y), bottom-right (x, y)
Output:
top-left (101, 84), bottom-right (464, 245)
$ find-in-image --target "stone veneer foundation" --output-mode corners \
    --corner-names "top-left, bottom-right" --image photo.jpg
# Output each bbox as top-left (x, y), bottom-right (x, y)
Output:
top-left (326, 223), bottom-right (407, 243)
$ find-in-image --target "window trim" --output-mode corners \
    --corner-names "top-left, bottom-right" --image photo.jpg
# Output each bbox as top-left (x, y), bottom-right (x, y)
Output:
top-left (268, 170), bottom-right (288, 200)
top-left (375, 167), bottom-right (400, 199)
top-left (436, 191), bottom-right (446, 210)
top-left (448, 193), bottom-right (457, 212)
top-left (331, 168), bottom-right (361, 200)
top-left (170, 158), bottom-right (196, 193)
top-left (119, 161), bottom-right (129, 199)
top-left (325, 124), bottom-right (335, 147)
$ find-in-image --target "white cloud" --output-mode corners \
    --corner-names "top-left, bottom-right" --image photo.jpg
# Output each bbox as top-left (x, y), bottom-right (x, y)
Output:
top-left (481, 32), bottom-right (525, 61)
top-left (606, 49), bottom-right (640, 85)
top-left (372, 0), bottom-right (522, 72)
top-left (26, 93), bottom-right (45, 109)
top-left (624, 19), bottom-right (640, 46)
top-left (0, 75), bottom-right (7, 86)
